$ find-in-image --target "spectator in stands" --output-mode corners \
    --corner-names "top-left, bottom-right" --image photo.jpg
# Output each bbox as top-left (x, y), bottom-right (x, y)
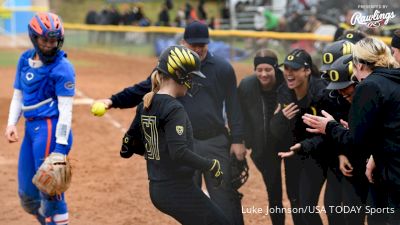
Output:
top-left (97, 7), bottom-right (111, 44)
top-left (85, 8), bottom-right (99, 43)
top-left (85, 8), bottom-right (98, 25)
top-left (221, 5), bottom-right (230, 21)
top-left (122, 6), bottom-right (143, 25)
top-left (303, 14), bottom-right (321, 33)
top-left (165, 0), bottom-right (173, 10)
top-left (264, 9), bottom-right (279, 31)
top-left (138, 15), bottom-right (151, 27)
top-left (185, 3), bottom-right (198, 23)
top-left (157, 4), bottom-right (170, 26)
top-left (174, 5), bottom-right (186, 27)
top-left (209, 16), bottom-right (220, 30)
top-left (108, 5), bottom-right (121, 25)
top-left (198, 0), bottom-right (207, 22)
top-left (334, 9), bottom-right (355, 41)
top-left (286, 10), bottom-right (307, 32)
top-left (98, 7), bottom-right (110, 25)
top-left (254, 7), bottom-right (266, 31)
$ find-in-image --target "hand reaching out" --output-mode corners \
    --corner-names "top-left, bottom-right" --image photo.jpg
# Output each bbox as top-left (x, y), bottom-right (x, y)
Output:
top-left (302, 110), bottom-right (335, 134)
top-left (278, 143), bottom-right (301, 158)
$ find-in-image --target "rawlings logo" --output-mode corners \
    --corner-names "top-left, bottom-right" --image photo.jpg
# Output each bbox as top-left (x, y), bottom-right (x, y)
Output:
top-left (350, 10), bottom-right (396, 28)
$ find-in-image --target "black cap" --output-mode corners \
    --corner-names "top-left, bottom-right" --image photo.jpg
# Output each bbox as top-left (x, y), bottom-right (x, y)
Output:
top-left (338, 29), bottom-right (367, 44)
top-left (320, 40), bottom-right (353, 71)
top-left (326, 55), bottom-right (354, 90)
top-left (183, 21), bottom-right (210, 44)
top-left (282, 49), bottom-right (312, 69)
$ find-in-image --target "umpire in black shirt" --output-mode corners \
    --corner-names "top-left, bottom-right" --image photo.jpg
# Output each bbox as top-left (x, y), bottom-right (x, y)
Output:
top-left (94, 21), bottom-right (246, 225)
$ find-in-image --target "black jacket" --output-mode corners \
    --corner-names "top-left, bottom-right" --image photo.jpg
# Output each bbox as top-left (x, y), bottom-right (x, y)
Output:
top-left (270, 76), bottom-right (329, 159)
top-left (327, 68), bottom-right (400, 185)
top-left (110, 52), bottom-right (245, 143)
top-left (238, 70), bottom-right (284, 159)
top-left (304, 90), bottom-right (351, 168)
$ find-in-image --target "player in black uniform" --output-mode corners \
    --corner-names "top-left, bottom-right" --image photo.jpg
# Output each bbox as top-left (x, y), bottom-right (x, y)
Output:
top-left (271, 49), bottom-right (327, 225)
top-left (323, 55), bottom-right (369, 225)
top-left (238, 49), bottom-right (285, 225)
top-left (303, 37), bottom-right (400, 225)
top-left (121, 45), bottom-right (230, 225)
top-left (94, 21), bottom-right (245, 224)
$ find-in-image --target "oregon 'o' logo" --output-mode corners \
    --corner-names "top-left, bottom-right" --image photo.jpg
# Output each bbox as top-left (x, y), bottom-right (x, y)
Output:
top-left (346, 33), bottom-right (354, 39)
top-left (329, 70), bottom-right (339, 82)
top-left (323, 53), bottom-right (333, 64)
top-left (287, 55), bottom-right (294, 61)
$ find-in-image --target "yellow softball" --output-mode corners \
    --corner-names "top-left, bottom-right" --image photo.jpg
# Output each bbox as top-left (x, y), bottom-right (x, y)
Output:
top-left (91, 102), bottom-right (106, 117)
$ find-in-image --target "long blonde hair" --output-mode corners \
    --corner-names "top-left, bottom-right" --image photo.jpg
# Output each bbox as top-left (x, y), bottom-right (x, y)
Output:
top-left (143, 70), bottom-right (162, 110)
top-left (353, 37), bottom-right (399, 69)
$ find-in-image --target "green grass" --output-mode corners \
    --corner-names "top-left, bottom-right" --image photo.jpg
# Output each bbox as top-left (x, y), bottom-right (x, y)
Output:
top-left (70, 42), bottom-right (154, 57)
top-left (0, 50), bottom-right (19, 67)
top-left (64, 30), bottom-right (155, 56)
top-left (0, 48), bottom-right (95, 68)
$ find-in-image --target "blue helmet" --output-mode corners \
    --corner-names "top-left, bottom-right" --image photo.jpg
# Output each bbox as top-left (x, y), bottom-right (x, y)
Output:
top-left (28, 12), bottom-right (64, 64)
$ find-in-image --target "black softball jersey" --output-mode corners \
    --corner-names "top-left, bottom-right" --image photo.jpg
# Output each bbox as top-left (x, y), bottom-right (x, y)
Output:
top-left (131, 94), bottom-right (212, 181)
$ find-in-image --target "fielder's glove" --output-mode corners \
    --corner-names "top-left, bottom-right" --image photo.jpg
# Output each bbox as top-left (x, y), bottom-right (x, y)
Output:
top-left (231, 156), bottom-right (249, 190)
top-left (209, 159), bottom-right (223, 188)
top-left (32, 152), bottom-right (72, 196)
top-left (120, 133), bottom-right (145, 158)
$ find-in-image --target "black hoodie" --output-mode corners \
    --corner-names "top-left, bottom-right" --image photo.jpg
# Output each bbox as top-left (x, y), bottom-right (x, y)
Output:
top-left (327, 67), bottom-right (400, 185)
top-left (238, 69), bottom-right (285, 160)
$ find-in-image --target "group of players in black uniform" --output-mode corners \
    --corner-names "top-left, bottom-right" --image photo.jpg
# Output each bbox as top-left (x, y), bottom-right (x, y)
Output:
top-left (93, 19), bottom-right (400, 225)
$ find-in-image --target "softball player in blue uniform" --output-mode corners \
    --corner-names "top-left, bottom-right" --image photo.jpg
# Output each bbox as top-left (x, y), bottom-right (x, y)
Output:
top-left (5, 12), bottom-right (75, 225)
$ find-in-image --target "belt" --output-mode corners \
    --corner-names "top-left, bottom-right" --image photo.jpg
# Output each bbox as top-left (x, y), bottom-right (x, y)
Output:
top-left (193, 127), bottom-right (228, 140)
top-left (22, 98), bottom-right (53, 111)
top-left (26, 117), bottom-right (55, 121)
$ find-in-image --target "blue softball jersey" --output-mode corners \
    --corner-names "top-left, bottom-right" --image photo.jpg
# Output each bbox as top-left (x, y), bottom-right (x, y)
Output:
top-left (14, 49), bottom-right (75, 119)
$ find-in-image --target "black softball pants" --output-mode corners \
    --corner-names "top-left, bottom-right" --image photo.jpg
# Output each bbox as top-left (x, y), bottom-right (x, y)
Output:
top-left (298, 157), bottom-right (326, 225)
top-left (251, 149), bottom-right (284, 225)
top-left (193, 134), bottom-right (244, 225)
top-left (324, 167), bottom-right (369, 225)
top-left (368, 179), bottom-right (400, 225)
top-left (284, 155), bottom-right (306, 225)
top-left (149, 179), bottom-right (231, 225)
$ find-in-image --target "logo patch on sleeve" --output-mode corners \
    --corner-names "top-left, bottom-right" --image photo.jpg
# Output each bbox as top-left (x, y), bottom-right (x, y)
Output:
top-left (64, 81), bottom-right (75, 90)
top-left (176, 126), bottom-right (184, 135)
top-left (26, 72), bottom-right (34, 81)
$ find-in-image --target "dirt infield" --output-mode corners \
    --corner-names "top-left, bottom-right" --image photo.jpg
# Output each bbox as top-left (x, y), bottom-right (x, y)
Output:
top-left (0, 49), bottom-right (327, 225)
